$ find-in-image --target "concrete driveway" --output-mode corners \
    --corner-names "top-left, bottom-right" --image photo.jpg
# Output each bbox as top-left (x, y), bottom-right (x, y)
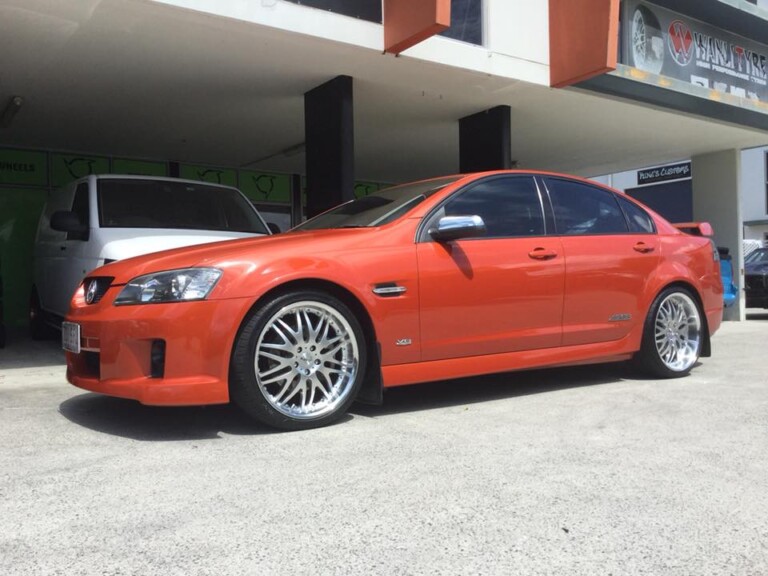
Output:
top-left (1, 318), bottom-right (767, 576)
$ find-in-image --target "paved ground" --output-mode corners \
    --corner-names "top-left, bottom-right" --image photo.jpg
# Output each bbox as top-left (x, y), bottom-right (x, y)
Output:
top-left (1, 316), bottom-right (767, 576)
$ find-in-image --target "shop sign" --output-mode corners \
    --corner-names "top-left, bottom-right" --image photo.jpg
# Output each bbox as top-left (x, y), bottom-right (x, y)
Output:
top-left (51, 154), bottom-right (110, 188)
top-left (239, 170), bottom-right (291, 204)
top-left (112, 158), bottom-right (168, 177)
top-left (622, 1), bottom-right (768, 103)
top-left (0, 149), bottom-right (48, 187)
top-left (179, 164), bottom-right (237, 187)
top-left (637, 161), bottom-right (691, 185)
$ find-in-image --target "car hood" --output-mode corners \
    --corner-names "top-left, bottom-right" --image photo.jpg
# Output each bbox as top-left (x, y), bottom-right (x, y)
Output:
top-left (96, 228), bottom-right (386, 284)
top-left (95, 228), bottom-right (261, 261)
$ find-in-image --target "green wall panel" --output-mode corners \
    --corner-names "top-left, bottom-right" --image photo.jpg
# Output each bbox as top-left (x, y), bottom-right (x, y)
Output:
top-left (239, 170), bottom-right (290, 203)
top-left (0, 149), bottom-right (48, 187)
top-left (51, 154), bottom-right (110, 188)
top-left (179, 164), bottom-right (237, 187)
top-left (0, 187), bottom-right (48, 329)
top-left (112, 158), bottom-right (168, 177)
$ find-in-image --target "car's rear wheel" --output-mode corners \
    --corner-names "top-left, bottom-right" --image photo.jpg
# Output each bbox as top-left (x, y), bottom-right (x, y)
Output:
top-left (230, 290), bottom-right (367, 430)
top-left (636, 287), bottom-right (703, 378)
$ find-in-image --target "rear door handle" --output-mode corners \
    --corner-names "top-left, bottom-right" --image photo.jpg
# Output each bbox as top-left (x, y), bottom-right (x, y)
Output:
top-left (528, 248), bottom-right (557, 260)
top-left (633, 242), bottom-right (654, 254)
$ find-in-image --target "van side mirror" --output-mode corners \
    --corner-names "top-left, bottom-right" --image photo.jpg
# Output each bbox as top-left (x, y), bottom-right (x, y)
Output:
top-left (267, 222), bottom-right (281, 234)
top-left (50, 211), bottom-right (88, 239)
top-left (428, 215), bottom-right (487, 242)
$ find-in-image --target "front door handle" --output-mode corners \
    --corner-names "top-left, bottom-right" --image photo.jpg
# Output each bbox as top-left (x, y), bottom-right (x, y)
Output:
top-left (528, 248), bottom-right (557, 260)
top-left (633, 242), bottom-right (654, 254)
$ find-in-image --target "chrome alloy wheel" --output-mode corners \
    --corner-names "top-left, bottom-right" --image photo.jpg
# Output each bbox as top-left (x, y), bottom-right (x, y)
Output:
top-left (632, 10), bottom-right (648, 68)
top-left (653, 292), bottom-right (702, 372)
top-left (254, 301), bottom-right (360, 420)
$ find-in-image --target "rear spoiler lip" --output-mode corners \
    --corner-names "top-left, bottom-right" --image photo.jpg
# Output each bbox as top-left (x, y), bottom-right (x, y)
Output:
top-left (673, 222), bottom-right (714, 237)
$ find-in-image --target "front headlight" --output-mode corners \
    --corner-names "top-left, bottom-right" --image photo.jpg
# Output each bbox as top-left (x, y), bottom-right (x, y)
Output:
top-left (114, 268), bottom-right (222, 305)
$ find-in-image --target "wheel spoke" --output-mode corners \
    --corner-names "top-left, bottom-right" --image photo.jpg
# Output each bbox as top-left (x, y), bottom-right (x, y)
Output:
top-left (275, 318), bottom-right (299, 344)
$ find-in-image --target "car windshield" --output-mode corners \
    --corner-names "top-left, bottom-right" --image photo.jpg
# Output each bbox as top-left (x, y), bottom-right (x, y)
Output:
top-left (745, 249), bottom-right (768, 265)
top-left (293, 177), bottom-right (460, 230)
top-left (98, 179), bottom-right (269, 234)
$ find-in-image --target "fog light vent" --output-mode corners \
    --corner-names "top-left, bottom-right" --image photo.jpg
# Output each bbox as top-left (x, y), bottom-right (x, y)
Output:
top-left (150, 340), bottom-right (166, 378)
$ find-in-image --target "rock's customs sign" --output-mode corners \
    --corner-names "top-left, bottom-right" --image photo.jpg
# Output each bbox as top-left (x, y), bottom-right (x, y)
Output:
top-left (622, 1), bottom-right (768, 103)
top-left (637, 162), bottom-right (691, 185)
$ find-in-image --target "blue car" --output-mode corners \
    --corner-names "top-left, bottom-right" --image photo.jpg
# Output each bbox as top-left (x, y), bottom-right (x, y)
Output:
top-left (718, 247), bottom-right (738, 308)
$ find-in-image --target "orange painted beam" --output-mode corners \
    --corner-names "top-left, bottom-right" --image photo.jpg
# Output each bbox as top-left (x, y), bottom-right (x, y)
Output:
top-left (550, 0), bottom-right (620, 88)
top-left (384, 0), bottom-right (451, 55)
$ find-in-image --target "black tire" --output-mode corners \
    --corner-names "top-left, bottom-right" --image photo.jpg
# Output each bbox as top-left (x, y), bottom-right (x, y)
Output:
top-left (230, 290), bottom-right (367, 431)
top-left (30, 289), bottom-right (56, 341)
top-left (634, 287), bottom-right (703, 378)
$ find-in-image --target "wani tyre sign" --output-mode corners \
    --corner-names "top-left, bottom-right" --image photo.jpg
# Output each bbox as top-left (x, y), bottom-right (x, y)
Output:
top-left (623, 1), bottom-right (768, 103)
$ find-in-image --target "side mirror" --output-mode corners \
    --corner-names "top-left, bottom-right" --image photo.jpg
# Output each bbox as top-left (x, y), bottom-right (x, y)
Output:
top-left (267, 222), bottom-right (281, 234)
top-left (50, 211), bottom-right (87, 234)
top-left (429, 215), bottom-right (487, 242)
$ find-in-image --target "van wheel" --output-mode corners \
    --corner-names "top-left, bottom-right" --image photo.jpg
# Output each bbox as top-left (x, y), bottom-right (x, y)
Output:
top-left (30, 290), bottom-right (55, 341)
top-left (230, 290), bottom-right (367, 431)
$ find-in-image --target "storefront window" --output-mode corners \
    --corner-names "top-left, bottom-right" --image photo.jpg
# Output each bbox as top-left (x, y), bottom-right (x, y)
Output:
top-left (283, 0), bottom-right (382, 23)
top-left (440, 0), bottom-right (483, 45)
top-left (284, 0), bottom-right (483, 46)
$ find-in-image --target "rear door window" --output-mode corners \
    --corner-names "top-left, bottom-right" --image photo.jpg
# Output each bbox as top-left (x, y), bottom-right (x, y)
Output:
top-left (545, 178), bottom-right (629, 235)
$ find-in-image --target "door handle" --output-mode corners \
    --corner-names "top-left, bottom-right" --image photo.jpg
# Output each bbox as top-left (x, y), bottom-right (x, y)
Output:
top-left (528, 248), bottom-right (557, 260)
top-left (59, 245), bottom-right (67, 251)
top-left (633, 242), bottom-right (654, 254)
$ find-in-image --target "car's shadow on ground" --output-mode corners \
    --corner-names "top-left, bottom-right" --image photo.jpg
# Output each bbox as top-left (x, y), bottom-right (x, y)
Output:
top-left (353, 362), bottom-right (635, 418)
top-left (60, 362), bottom-right (636, 441)
top-left (58, 395), bottom-right (278, 441)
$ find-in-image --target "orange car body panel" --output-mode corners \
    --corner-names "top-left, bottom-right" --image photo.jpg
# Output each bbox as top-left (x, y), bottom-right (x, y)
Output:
top-left (64, 170), bottom-right (722, 405)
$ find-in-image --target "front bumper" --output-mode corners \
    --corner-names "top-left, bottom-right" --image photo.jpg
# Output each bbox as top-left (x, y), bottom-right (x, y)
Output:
top-left (65, 295), bottom-right (254, 405)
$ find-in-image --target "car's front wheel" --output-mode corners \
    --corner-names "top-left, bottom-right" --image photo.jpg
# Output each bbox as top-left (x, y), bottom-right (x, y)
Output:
top-left (230, 290), bottom-right (367, 430)
top-left (636, 287), bottom-right (703, 378)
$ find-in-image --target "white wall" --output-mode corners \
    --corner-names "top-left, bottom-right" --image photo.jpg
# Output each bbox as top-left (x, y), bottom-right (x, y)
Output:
top-left (692, 150), bottom-right (745, 320)
top-left (741, 147), bottom-right (767, 221)
top-left (153, 0), bottom-right (552, 85)
top-left (485, 0), bottom-right (548, 67)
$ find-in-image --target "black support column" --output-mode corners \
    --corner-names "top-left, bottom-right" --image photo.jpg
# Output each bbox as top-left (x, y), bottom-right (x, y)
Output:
top-left (304, 75), bottom-right (355, 218)
top-left (459, 105), bottom-right (512, 173)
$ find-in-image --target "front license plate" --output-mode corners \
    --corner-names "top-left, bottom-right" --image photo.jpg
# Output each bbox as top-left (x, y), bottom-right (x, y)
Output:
top-left (62, 321), bottom-right (81, 354)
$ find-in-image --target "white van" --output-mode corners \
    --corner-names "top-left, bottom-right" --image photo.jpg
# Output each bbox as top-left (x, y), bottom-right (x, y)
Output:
top-left (31, 174), bottom-right (271, 337)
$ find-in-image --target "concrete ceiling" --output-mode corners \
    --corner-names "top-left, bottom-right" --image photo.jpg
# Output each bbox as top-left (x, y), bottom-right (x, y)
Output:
top-left (2, 0), bottom-right (768, 184)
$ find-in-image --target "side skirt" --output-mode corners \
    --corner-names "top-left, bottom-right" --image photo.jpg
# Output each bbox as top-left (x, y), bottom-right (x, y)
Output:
top-left (382, 338), bottom-right (637, 388)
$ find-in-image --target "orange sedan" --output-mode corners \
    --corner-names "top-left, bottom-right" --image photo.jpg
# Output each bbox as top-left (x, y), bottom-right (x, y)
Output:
top-left (63, 171), bottom-right (723, 430)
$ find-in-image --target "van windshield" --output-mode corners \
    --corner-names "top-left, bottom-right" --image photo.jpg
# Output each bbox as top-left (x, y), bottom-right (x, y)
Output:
top-left (97, 179), bottom-right (268, 234)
